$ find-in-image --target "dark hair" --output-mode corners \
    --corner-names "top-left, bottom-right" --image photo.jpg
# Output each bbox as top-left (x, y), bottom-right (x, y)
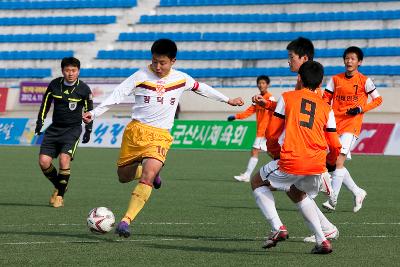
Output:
top-left (257, 75), bottom-right (270, 85)
top-left (286, 37), bottom-right (314, 61)
top-left (61, 57), bottom-right (80, 69)
top-left (298, 61), bottom-right (324, 91)
top-left (343, 46), bottom-right (364, 61)
top-left (151, 38), bottom-right (177, 59)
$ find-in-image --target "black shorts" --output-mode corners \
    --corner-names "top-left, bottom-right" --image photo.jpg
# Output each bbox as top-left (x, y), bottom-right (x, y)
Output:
top-left (40, 124), bottom-right (82, 159)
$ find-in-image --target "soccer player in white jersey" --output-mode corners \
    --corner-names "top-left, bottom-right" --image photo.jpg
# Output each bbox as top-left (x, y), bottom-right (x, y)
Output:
top-left (82, 39), bottom-right (244, 238)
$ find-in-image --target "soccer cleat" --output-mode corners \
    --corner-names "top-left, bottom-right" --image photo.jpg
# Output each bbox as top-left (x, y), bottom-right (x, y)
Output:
top-left (233, 173), bottom-right (250, 182)
top-left (303, 226), bottom-right (339, 243)
top-left (153, 174), bottom-right (162, 189)
top-left (115, 221), bottom-right (131, 238)
top-left (262, 225), bottom-right (289, 249)
top-left (353, 189), bottom-right (367, 213)
top-left (322, 200), bottom-right (336, 211)
top-left (49, 188), bottom-right (58, 205)
top-left (311, 240), bottom-right (333, 254)
top-left (52, 196), bottom-right (64, 208)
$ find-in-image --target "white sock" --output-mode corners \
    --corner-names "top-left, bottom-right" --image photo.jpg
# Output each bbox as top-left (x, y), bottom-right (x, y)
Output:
top-left (311, 197), bottom-right (334, 232)
top-left (244, 157), bottom-right (258, 176)
top-left (253, 186), bottom-right (282, 231)
top-left (332, 168), bottom-right (346, 198)
top-left (296, 197), bottom-right (326, 244)
top-left (342, 167), bottom-right (361, 195)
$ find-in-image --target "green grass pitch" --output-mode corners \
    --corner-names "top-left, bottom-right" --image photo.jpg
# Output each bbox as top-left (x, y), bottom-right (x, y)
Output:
top-left (0, 146), bottom-right (399, 266)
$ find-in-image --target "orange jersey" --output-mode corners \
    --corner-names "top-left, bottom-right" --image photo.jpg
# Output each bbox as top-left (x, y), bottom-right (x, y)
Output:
top-left (323, 71), bottom-right (383, 136)
top-left (235, 92), bottom-right (275, 137)
top-left (267, 88), bottom-right (341, 175)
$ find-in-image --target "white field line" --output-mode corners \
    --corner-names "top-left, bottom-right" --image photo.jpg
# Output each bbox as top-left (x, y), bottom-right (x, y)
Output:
top-left (0, 221), bottom-right (399, 227)
top-left (1, 235), bottom-right (400, 246)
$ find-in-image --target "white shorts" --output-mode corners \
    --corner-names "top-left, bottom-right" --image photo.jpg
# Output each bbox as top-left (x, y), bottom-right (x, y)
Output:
top-left (259, 160), bottom-right (322, 198)
top-left (253, 137), bottom-right (267, 151)
top-left (339, 133), bottom-right (357, 160)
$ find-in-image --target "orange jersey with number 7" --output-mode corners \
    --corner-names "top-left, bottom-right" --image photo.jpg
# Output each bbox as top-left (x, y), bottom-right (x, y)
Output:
top-left (323, 71), bottom-right (383, 136)
top-left (267, 89), bottom-right (341, 175)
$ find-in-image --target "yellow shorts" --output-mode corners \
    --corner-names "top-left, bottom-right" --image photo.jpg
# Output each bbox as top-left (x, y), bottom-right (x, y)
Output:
top-left (117, 120), bottom-right (173, 167)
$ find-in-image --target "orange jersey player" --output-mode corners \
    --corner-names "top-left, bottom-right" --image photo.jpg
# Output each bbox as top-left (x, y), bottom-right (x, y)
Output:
top-left (251, 61), bottom-right (341, 254)
top-left (227, 75), bottom-right (275, 182)
top-left (321, 46), bottom-right (383, 213)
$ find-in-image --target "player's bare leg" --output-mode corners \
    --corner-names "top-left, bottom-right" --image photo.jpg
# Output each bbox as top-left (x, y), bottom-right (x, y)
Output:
top-left (118, 161), bottom-right (162, 189)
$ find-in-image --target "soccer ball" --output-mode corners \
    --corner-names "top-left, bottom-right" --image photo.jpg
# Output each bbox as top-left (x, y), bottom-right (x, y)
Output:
top-left (87, 207), bottom-right (115, 234)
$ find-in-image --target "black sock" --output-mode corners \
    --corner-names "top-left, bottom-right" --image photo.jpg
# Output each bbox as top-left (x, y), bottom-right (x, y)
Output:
top-left (42, 164), bottom-right (58, 188)
top-left (57, 168), bottom-right (70, 197)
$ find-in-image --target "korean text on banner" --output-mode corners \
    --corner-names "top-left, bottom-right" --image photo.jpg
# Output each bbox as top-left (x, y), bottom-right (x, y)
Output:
top-left (19, 81), bottom-right (48, 104)
top-left (171, 120), bottom-right (256, 150)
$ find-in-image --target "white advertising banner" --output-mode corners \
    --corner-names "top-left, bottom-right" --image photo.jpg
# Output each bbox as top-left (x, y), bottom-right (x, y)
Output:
top-left (80, 118), bottom-right (131, 148)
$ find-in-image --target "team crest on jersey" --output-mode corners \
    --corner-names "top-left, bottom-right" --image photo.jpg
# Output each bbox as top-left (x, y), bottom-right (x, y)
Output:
top-left (156, 80), bottom-right (166, 96)
top-left (69, 102), bottom-right (77, 111)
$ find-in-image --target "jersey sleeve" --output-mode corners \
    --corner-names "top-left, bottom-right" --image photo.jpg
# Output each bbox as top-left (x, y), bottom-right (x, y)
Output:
top-left (36, 84), bottom-right (54, 125)
top-left (323, 78), bottom-right (335, 104)
top-left (84, 85), bottom-right (94, 131)
top-left (235, 104), bottom-right (256, 119)
top-left (183, 72), bottom-right (229, 102)
top-left (360, 78), bottom-right (383, 113)
top-left (91, 72), bottom-right (140, 118)
top-left (266, 96), bottom-right (285, 158)
top-left (325, 110), bottom-right (341, 166)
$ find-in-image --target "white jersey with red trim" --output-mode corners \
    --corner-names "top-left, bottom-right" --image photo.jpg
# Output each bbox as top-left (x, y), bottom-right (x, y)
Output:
top-left (91, 66), bottom-right (229, 129)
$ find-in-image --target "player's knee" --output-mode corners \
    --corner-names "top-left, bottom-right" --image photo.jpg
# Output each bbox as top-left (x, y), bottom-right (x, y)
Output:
top-left (117, 168), bottom-right (133, 183)
top-left (251, 173), bottom-right (265, 190)
top-left (287, 185), bottom-right (306, 203)
top-left (38, 158), bottom-right (51, 170)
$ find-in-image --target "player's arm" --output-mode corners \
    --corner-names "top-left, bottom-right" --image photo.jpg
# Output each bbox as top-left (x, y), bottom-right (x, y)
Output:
top-left (325, 110), bottom-right (341, 168)
top-left (265, 96), bottom-right (285, 159)
top-left (235, 105), bottom-right (256, 119)
top-left (191, 81), bottom-right (244, 106)
top-left (83, 88), bottom-right (94, 132)
top-left (360, 80), bottom-right (383, 113)
top-left (252, 94), bottom-right (277, 111)
top-left (347, 78), bottom-right (383, 115)
top-left (322, 78), bottom-right (334, 105)
top-left (35, 86), bottom-right (53, 135)
top-left (83, 74), bottom-right (137, 123)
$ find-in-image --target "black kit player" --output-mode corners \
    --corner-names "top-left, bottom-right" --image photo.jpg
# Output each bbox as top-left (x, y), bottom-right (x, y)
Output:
top-left (35, 57), bottom-right (93, 208)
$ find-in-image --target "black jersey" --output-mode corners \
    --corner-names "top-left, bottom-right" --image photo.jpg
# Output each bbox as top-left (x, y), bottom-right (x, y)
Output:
top-left (37, 77), bottom-right (93, 130)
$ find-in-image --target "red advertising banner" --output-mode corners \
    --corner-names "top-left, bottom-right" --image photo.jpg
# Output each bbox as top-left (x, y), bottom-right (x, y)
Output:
top-left (0, 87), bottom-right (9, 112)
top-left (351, 123), bottom-right (395, 154)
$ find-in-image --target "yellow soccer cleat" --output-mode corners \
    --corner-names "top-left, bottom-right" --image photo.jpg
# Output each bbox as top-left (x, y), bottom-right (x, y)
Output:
top-left (52, 196), bottom-right (64, 208)
top-left (49, 189), bottom-right (58, 205)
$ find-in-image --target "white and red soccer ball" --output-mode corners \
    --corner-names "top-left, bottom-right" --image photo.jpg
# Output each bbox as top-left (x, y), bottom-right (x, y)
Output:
top-left (87, 207), bottom-right (115, 234)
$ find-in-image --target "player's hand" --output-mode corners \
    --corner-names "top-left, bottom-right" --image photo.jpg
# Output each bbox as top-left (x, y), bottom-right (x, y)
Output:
top-left (346, 106), bottom-right (362, 116)
top-left (227, 115), bottom-right (236, 121)
top-left (326, 163), bottom-right (336, 173)
top-left (82, 130), bottom-right (91, 144)
top-left (34, 123), bottom-right (42, 135)
top-left (227, 97), bottom-right (244, 106)
top-left (82, 112), bottom-right (93, 123)
top-left (252, 94), bottom-right (266, 106)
